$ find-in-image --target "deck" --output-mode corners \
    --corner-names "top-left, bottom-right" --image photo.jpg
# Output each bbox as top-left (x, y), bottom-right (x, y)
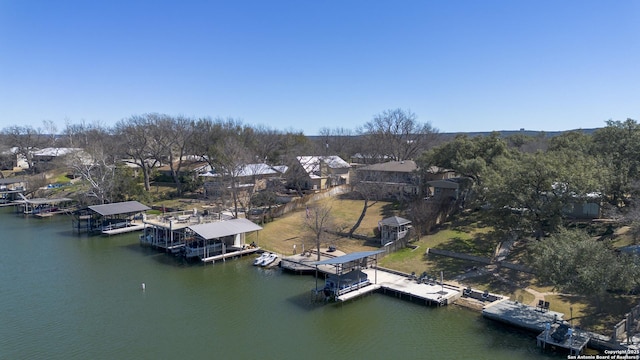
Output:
top-left (482, 299), bottom-right (565, 333)
top-left (280, 250), bottom-right (344, 274)
top-left (201, 247), bottom-right (261, 263)
top-left (143, 211), bottom-right (225, 231)
top-left (102, 223), bottom-right (146, 235)
top-left (34, 207), bottom-right (77, 218)
top-left (358, 267), bottom-right (461, 306)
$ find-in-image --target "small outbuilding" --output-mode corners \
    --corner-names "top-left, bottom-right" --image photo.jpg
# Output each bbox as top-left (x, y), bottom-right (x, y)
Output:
top-left (379, 216), bottom-right (412, 245)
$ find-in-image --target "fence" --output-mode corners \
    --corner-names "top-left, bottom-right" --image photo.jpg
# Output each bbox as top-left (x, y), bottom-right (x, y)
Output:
top-left (611, 302), bottom-right (640, 344)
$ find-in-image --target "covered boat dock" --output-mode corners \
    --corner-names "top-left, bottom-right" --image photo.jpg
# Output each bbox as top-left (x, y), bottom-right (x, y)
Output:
top-left (13, 193), bottom-right (74, 216)
top-left (140, 209), bottom-right (231, 253)
top-left (188, 218), bottom-right (263, 262)
top-left (72, 201), bottom-right (150, 235)
top-left (311, 250), bottom-right (385, 301)
top-left (285, 250), bottom-right (461, 306)
top-left (0, 177), bottom-right (27, 205)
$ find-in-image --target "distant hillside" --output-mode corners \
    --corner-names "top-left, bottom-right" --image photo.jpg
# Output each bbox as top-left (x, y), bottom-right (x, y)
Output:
top-left (309, 128), bottom-right (600, 141)
top-left (441, 128), bottom-right (599, 139)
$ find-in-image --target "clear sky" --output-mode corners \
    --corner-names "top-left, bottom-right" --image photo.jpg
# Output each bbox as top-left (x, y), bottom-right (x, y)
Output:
top-left (1, 1), bottom-right (638, 135)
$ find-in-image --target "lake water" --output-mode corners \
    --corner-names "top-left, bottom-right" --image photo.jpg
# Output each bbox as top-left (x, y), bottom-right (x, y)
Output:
top-left (0, 207), bottom-right (559, 359)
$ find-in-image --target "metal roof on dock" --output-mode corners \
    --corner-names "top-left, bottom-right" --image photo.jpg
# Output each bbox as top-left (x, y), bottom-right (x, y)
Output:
top-left (88, 201), bottom-right (150, 216)
top-left (312, 250), bottom-right (385, 265)
top-left (189, 218), bottom-right (262, 239)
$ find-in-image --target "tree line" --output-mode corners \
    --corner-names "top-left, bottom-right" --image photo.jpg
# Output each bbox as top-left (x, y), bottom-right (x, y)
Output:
top-left (0, 109), bottom-right (438, 207)
top-left (419, 118), bottom-right (640, 299)
top-left (3, 112), bottom-right (640, 297)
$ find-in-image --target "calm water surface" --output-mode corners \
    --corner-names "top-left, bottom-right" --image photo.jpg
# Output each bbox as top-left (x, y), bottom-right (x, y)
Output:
top-left (0, 208), bottom-right (560, 359)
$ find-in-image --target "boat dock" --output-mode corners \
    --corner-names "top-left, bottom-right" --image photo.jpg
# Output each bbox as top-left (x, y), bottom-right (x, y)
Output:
top-left (201, 247), bottom-right (261, 263)
top-left (282, 251), bottom-right (461, 306)
top-left (102, 222), bottom-right (146, 235)
top-left (482, 299), bottom-right (564, 333)
top-left (366, 267), bottom-right (461, 306)
top-left (280, 250), bottom-right (343, 274)
top-left (536, 323), bottom-right (590, 355)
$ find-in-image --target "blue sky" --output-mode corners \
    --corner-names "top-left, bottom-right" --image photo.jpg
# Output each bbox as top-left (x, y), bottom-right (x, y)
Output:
top-left (1, 1), bottom-right (638, 135)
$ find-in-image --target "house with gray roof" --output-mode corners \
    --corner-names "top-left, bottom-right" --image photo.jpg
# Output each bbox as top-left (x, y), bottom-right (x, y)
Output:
top-left (293, 155), bottom-right (351, 191)
top-left (356, 160), bottom-right (420, 199)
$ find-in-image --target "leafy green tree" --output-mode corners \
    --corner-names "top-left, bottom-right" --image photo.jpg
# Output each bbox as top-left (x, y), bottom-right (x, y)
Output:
top-left (418, 132), bottom-right (507, 187)
top-left (481, 150), bottom-right (602, 237)
top-left (528, 228), bottom-right (640, 306)
top-left (592, 119), bottom-right (640, 206)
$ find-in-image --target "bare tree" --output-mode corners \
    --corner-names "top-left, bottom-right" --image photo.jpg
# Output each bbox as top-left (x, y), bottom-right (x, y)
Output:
top-left (114, 115), bottom-right (162, 192)
top-left (317, 127), bottom-right (356, 160)
top-left (66, 149), bottom-right (114, 204)
top-left (147, 115), bottom-right (195, 196)
top-left (303, 202), bottom-right (335, 261)
top-left (2, 125), bottom-right (45, 172)
top-left (41, 120), bottom-right (58, 147)
top-left (361, 108), bottom-right (439, 161)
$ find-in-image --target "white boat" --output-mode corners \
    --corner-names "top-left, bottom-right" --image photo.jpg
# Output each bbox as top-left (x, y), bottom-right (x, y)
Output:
top-left (253, 252), bottom-right (270, 266)
top-left (260, 253), bottom-right (278, 267)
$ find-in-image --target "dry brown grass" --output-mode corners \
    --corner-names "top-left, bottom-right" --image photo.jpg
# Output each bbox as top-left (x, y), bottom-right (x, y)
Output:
top-left (246, 198), bottom-right (390, 255)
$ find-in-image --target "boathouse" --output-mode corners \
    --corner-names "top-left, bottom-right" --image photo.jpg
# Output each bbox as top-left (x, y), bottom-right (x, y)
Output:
top-left (73, 201), bottom-right (150, 235)
top-left (186, 218), bottom-right (263, 262)
top-left (312, 250), bottom-right (384, 300)
top-left (140, 209), bottom-right (230, 253)
top-left (0, 177), bottom-right (27, 204)
top-left (13, 193), bottom-right (74, 216)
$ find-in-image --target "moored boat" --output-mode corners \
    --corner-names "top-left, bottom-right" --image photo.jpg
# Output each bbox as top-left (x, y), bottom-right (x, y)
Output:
top-left (260, 253), bottom-right (278, 267)
top-left (253, 252), bottom-right (270, 266)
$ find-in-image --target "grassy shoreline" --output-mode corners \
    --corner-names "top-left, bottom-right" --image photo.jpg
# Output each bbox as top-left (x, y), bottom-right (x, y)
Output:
top-left (245, 196), bottom-right (636, 335)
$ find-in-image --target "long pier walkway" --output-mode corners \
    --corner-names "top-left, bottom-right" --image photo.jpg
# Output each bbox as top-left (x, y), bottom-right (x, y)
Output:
top-left (281, 252), bottom-right (461, 306)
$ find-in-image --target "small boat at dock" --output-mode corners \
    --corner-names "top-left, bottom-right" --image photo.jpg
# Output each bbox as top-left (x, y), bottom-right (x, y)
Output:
top-left (260, 253), bottom-right (278, 267)
top-left (253, 252), bottom-right (270, 266)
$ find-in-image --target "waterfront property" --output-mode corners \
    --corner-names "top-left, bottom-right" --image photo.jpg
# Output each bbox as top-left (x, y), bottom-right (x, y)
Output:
top-left (187, 218), bottom-right (263, 262)
top-left (282, 250), bottom-right (461, 306)
top-left (482, 299), bottom-right (565, 333)
top-left (72, 201), bottom-right (150, 234)
top-left (13, 193), bottom-right (74, 216)
top-left (0, 177), bottom-right (26, 204)
top-left (140, 209), bottom-right (230, 253)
